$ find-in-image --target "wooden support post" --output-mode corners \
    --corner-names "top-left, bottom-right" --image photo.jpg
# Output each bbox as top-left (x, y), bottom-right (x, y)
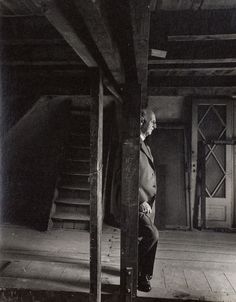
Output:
top-left (89, 68), bottom-right (103, 302)
top-left (120, 83), bottom-right (141, 301)
top-left (199, 141), bottom-right (206, 229)
top-left (190, 101), bottom-right (198, 229)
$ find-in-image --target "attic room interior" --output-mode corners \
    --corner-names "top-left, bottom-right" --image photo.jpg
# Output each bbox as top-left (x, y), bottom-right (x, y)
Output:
top-left (1, 0), bottom-right (236, 301)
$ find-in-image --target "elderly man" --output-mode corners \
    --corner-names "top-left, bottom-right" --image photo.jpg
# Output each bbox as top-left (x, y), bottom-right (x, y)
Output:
top-left (138, 108), bottom-right (159, 292)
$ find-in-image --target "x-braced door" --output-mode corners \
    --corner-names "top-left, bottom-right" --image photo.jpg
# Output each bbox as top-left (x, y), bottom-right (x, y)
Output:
top-left (192, 99), bottom-right (233, 228)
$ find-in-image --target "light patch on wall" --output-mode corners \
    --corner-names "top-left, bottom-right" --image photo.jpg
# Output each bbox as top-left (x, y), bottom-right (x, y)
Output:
top-left (148, 96), bottom-right (185, 122)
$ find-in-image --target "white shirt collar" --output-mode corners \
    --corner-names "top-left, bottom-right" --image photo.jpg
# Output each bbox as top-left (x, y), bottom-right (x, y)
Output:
top-left (140, 133), bottom-right (146, 141)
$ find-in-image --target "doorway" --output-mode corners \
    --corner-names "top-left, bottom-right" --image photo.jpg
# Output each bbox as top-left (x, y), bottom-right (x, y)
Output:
top-left (192, 99), bottom-right (233, 228)
top-left (150, 127), bottom-right (189, 230)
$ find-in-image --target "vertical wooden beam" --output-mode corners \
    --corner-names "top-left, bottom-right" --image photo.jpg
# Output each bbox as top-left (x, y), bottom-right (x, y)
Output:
top-left (184, 130), bottom-right (191, 229)
top-left (199, 141), bottom-right (206, 229)
top-left (234, 100), bottom-right (236, 227)
top-left (90, 68), bottom-right (103, 302)
top-left (190, 100), bottom-right (198, 229)
top-left (130, 0), bottom-right (151, 107)
top-left (120, 83), bottom-right (141, 301)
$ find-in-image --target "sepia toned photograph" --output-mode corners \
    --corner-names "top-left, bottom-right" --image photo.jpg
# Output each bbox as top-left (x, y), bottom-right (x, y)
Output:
top-left (1, 0), bottom-right (236, 301)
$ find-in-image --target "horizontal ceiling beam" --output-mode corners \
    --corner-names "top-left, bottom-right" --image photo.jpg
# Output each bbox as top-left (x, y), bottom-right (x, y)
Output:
top-left (149, 75), bottom-right (236, 87)
top-left (0, 61), bottom-right (85, 66)
top-left (168, 33), bottom-right (236, 42)
top-left (149, 67), bottom-right (236, 77)
top-left (149, 86), bottom-right (236, 96)
top-left (156, 0), bottom-right (236, 10)
top-left (165, 39), bottom-right (236, 60)
top-left (149, 58), bottom-right (236, 65)
top-left (0, 38), bottom-right (65, 45)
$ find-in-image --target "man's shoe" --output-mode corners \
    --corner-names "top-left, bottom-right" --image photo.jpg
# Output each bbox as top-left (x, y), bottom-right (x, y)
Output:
top-left (138, 275), bottom-right (152, 292)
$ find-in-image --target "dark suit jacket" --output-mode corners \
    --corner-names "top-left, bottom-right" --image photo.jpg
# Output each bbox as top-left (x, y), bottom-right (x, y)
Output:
top-left (139, 139), bottom-right (157, 207)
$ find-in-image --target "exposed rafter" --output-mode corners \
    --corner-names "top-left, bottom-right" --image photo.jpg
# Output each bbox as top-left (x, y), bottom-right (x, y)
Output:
top-left (149, 67), bottom-right (236, 77)
top-left (149, 86), bottom-right (236, 96)
top-left (42, 2), bottom-right (97, 67)
top-left (149, 59), bottom-right (236, 65)
top-left (30, 0), bottom-right (122, 101)
top-left (0, 0), bottom-right (40, 15)
top-left (168, 34), bottom-right (236, 42)
top-left (156, 0), bottom-right (236, 10)
top-left (72, 0), bottom-right (124, 83)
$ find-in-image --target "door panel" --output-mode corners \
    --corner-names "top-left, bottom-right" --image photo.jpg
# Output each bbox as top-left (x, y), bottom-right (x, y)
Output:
top-left (192, 100), bottom-right (233, 228)
top-left (151, 128), bottom-right (188, 229)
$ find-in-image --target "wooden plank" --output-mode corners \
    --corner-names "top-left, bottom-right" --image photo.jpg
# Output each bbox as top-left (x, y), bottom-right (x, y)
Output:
top-left (190, 101), bottom-right (198, 230)
top-left (184, 269), bottom-right (211, 291)
top-left (199, 142), bottom-right (206, 228)
top-left (149, 75), bottom-right (236, 87)
top-left (152, 265), bottom-right (166, 289)
top-left (184, 131), bottom-right (190, 229)
top-left (224, 272), bottom-right (236, 293)
top-left (39, 0), bottom-right (122, 101)
top-left (0, 0), bottom-right (30, 14)
top-left (105, 0), bottom-right (138, 83)
top-left (41, 1), bottom-right (97, 67)
top-left (130, 0), bottom-right (151, 106)
top-left (120, 83), bottom-right (141, 300)
top-left (157, 250), bottom-right (236, 263)
top-left (0, 61), bottom-right (85, 66)
top-left (149, 58), bottom-right (236, 65)
top-left (163, 267), bottom-right (188, 291)
top-left (72, 0), bottom-right (124, 83)
top-left (149, 67), bottom-right (236, 77)
top-left (156, 0), bottom-right (236, 10)
top-left (148, 86), bottom-right (236, 96)
top-left (204, 271), bottom-right (235, 293)
top-left (157, 258), bottom-right (236, 272)
top-left (168, 33), bottom-right (236, 42)
top-left (89, 68), bottom-right (103, 302)
top-left (0, 38), bottom-right (64, 45)
top-left (234, 102), bottom-right (236, 227)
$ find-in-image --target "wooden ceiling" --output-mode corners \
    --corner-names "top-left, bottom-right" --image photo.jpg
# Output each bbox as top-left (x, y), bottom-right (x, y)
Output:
top-left (1, 0), bottom-right (236, 98)
top-left (149, 1), bottom-right (236, 96)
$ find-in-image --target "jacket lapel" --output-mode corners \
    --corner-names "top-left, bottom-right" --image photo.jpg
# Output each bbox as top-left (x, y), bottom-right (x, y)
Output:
top-left (140, 140), bottom-right (155, 169)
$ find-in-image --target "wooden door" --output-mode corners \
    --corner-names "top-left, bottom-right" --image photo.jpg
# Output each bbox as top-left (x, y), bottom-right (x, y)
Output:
top-left (192, 99), bottom-right (233, 228)
top-left (151, 128), bottom-right (188, 229)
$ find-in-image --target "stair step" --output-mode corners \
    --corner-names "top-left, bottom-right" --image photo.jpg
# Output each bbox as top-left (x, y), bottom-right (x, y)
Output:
top-left (59, 185), bottom-right (90, 199)
top-left (66, 146), bottom-right (90, 160)
top-left (55, 198), bottom-right (90, 206)
top-left (69, 134), bottom-right (90, 147)
top-left (52, 211), bottom-right (89, 221)
top-left (51, 212), bottom-right (90, 230)
top-left (70, 110), bottom-right (90, 117)
top-left (60, 185), bottom-right (90, 191)
top-left (64, 159), bottom-right (90, 174)
top-left (70, 113), bottom-right (90, 132)
top-left (54, 201), bottom-right (90, 215)
top-left (60, 173), bottom-right (89, 187)
top-left (62, 171), bottom-right (90, 176)
top-left (71, 96), bottom-right (91, 108)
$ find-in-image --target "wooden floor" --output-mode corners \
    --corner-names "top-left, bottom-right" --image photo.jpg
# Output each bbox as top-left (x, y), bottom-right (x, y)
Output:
top-left (1, 225), bottom-right (236, 301)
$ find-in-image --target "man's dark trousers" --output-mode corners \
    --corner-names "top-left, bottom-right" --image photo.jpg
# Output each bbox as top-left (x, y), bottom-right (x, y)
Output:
top-left (138, 212), bottom-right (159, 276)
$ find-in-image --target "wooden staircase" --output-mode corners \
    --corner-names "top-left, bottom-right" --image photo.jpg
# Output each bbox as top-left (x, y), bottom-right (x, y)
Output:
top-left (51, 101), bottom-right (91, 230)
